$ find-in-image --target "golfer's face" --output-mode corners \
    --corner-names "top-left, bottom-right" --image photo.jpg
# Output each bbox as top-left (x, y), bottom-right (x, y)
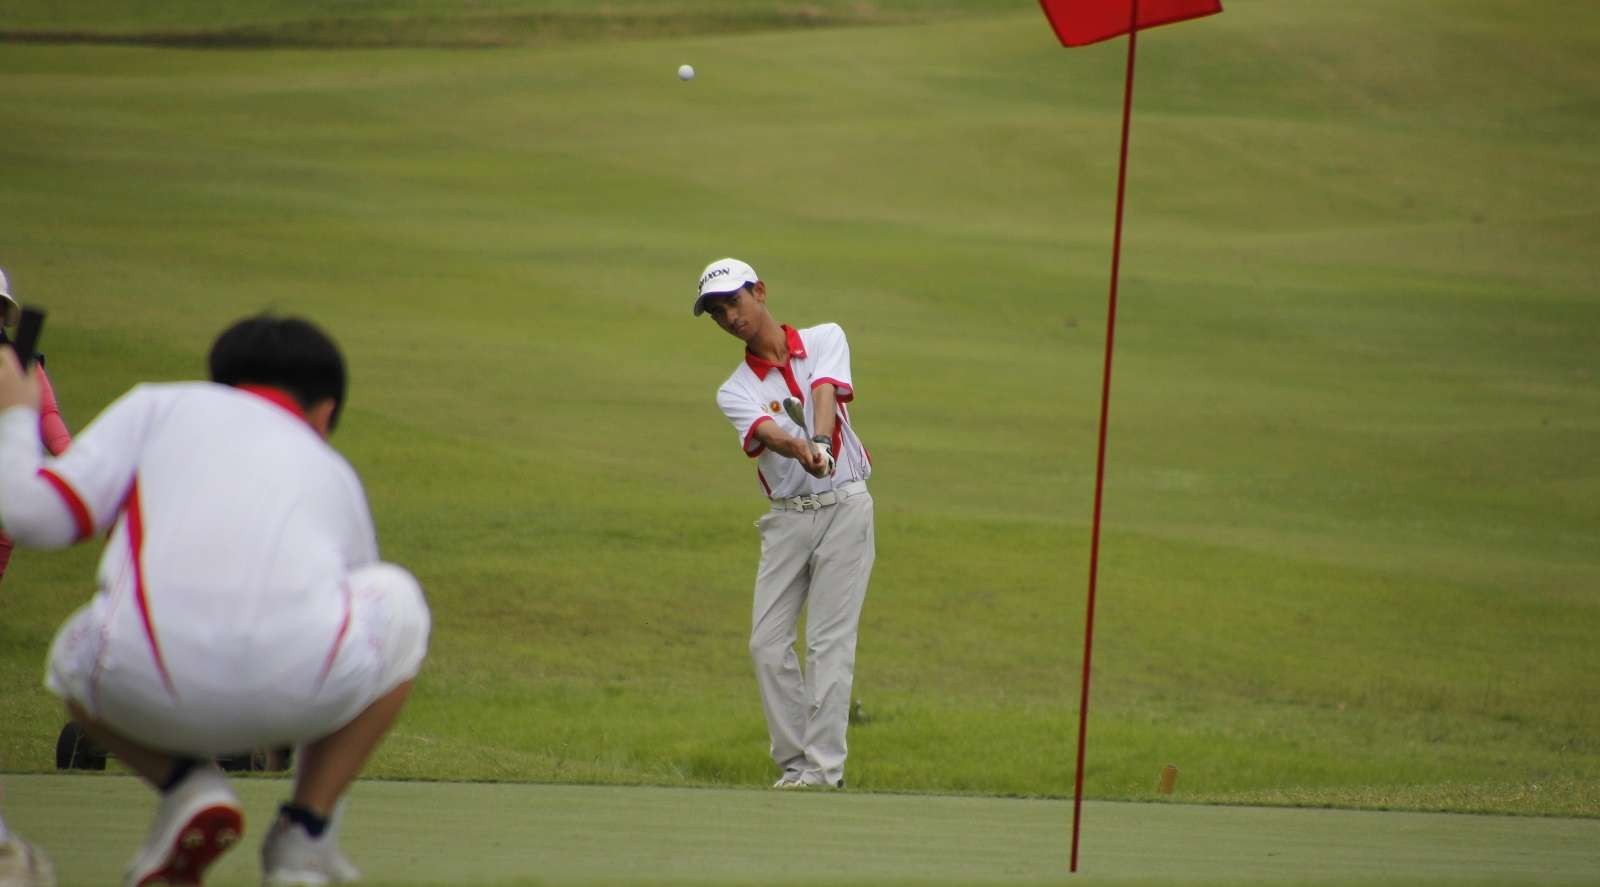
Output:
top-left (705, 288), bottom-right (757, 341)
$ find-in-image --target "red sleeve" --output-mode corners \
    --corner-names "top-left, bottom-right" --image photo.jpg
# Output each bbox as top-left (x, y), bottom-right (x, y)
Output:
top-left (743, 415), bottom-right (773, 457)
top-left (36, 365), bottom-right (72, 456)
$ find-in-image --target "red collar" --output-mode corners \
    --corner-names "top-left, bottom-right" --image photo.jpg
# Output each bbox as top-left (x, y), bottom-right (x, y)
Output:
top-left (744, 325), bottom-right (807, 378)
top-left (237, 385), bottom-right (310, 426)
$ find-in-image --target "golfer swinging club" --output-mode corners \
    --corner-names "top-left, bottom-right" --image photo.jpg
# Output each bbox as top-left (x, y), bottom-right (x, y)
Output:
top-left (694, 258), bottom-right (875, 789)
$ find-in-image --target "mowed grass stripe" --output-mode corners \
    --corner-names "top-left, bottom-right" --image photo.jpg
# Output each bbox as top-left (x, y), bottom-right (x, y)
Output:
top-left (0, 0), bottom-right (1022, 48)
top-left (6, 775), bottom-right (1598, 886)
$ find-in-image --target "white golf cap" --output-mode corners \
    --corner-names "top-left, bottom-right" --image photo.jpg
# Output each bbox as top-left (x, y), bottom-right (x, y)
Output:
top-left (0, 268), bottom-right (18, 326)
top-left (693, 258), bottom-right (758, 316)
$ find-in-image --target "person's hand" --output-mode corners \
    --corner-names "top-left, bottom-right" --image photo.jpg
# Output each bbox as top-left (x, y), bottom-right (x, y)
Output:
top-left (796, 436), bottom-right (829, 478)
top-left (0, 347), bottom-right (40, 413)
top-left (812, 439), bottom-right (836, 476)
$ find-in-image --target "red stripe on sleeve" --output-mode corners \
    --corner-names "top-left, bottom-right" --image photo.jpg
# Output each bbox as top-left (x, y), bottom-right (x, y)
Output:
top-left (743, 415), bottom-right (773, 457)
top-left (37, 468), bottom-right (93, 541)
top-left (811, 377), bottom-right (853, 403)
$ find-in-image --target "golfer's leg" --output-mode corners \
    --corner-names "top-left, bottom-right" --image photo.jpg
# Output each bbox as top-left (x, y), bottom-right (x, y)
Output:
top-left (64, 701), bottom-right (178, 789)
top-left (292, 681), bottom-right (412, 815)
top-left (294, 562), bottom-right (430, 816)
top-left (50, 601), bottom-right (187, 790)
top-left (750, 510), bottom-right (814, 776)
top-left (801, 494), bottom-right (875, 786)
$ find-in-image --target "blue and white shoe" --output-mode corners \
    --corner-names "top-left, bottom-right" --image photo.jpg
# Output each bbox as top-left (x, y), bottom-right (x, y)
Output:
top-left (260, 808), bottom-right (360, 886)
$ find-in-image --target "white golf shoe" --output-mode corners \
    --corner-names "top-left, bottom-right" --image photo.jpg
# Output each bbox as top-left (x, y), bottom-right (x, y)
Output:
top-left (260, 813), bottom-right (360, 886)
top-left (0, 835), bottom-right (56, 887)
top-left (771, 773), bottom-right (805, 789)
top-left (123, 762), bottom-right (243, 887)
top-left (797, 771), bottom-right (845, 789)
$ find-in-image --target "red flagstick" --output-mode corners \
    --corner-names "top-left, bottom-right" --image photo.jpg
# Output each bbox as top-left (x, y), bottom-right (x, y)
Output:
top-left (1070, 0), bottom-right (1141, 873)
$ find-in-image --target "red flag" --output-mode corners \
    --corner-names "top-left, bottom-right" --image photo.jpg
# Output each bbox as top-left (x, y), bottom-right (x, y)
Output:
top-left (1038, 0), bottom-right (1221, 47)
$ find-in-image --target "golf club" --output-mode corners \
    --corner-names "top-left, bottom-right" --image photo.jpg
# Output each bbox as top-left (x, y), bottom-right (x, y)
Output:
top-left (781, 396), bottom-right (809, 438)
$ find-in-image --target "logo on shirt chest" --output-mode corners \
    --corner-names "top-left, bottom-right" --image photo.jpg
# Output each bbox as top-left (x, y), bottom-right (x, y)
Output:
top-left (768, 401), bottom-right (781, 414)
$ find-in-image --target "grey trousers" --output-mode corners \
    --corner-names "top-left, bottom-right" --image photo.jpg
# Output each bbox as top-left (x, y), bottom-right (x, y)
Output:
top-left (750, 486), bottom-right (875, 787)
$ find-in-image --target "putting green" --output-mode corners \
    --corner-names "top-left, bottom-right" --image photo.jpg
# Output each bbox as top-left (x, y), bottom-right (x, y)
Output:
top-left (4, 775), bottom-right (1595, 885)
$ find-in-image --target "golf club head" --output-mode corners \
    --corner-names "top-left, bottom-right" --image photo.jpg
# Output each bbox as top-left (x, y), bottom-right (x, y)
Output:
top-left (782, 397), bottom-right (807, 434)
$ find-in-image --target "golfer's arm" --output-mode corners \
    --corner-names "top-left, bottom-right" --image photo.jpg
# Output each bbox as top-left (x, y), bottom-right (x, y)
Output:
top-left (811, 384), bottom-right (837, 440)
top-left (752, 420), bottom-right (813, 461)
top-left (0, 407), bottom-right (79, 547)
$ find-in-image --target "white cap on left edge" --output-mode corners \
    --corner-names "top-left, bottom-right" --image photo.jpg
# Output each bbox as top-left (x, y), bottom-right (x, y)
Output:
top-left (0, 268), bottom-right (18, 326)
top-left (693, 258), bottom-right (758, 316)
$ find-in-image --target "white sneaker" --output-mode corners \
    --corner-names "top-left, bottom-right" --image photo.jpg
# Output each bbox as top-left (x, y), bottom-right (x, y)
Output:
top-left (798, 771), bottom-right (845, 789)
top-left (771, 774), bottom-right (805, 789)
top-left (260, 814), bottom-right (360, 886)
top-left (0, 835), bottom-right (56, 887)
top-left (123, 763), bottom-right (243, 887)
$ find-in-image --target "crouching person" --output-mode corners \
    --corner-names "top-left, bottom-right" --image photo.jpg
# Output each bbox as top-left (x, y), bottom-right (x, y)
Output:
top-left (0, 316), bottom-right (430, 887)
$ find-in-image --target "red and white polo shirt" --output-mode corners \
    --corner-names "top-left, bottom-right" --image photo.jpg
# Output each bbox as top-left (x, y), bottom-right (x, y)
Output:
top-left (716, 323), bottom-right (872, 499)
top-left (0, 382), bottom-right (376, 696)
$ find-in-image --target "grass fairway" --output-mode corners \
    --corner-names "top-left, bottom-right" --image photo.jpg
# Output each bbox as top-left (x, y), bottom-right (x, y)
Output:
top-left (0, 0), bottom-right (1020, 47)
top-left (5, 775), bottom-right (1598, 886)
top-left (0, 0), bottom-right (1596, 855)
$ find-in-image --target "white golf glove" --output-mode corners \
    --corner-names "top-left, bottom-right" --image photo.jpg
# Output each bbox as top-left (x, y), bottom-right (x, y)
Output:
top-left (811, 436), bottom-right (836, 475)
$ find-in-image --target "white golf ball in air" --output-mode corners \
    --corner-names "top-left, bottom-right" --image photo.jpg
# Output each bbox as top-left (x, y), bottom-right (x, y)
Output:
top-left (678, 64), bottom-right (695, 82)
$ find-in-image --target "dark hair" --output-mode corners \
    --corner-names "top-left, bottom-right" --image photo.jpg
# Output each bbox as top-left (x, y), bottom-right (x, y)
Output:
top-left (208, 315), bottom-right (347, 431)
